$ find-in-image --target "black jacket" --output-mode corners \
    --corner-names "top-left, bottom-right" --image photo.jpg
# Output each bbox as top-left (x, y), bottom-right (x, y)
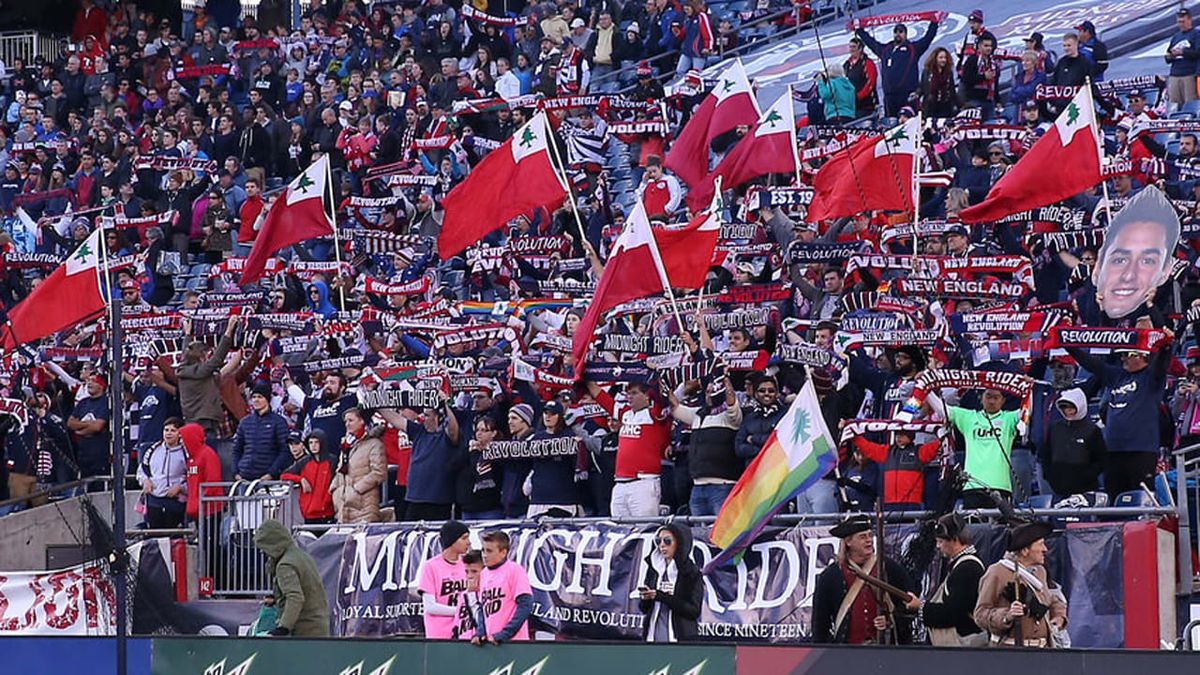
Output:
top-left (922, 548), bottom-right (985, 636)
top-left (811, 556), bottom-right (914, 644)
top-left (1042, 418), bottom-right (1106, 495)
top-left (639, 522), bottom-right (703, 642)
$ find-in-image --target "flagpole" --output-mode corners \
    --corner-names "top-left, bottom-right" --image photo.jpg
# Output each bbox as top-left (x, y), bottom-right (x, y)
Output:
top-left (1085, 79), bottom-right (1114, 228)
top-left (912, 113), bottom-right (923, 265)
top-left (541, 112), bottom-right (591, 250)
top-left (787, 85), bottom-right (803, 187)
top-left (324, 156), bottom-right (347, 311)
top-left (98, 222), bottom-right (129, 675)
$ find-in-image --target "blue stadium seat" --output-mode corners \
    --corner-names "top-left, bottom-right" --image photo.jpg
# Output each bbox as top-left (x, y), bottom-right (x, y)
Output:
top-left (1181, 99), bottom-right (1200, 116)
top-left (1112, 490), bottom-right (1158, 515)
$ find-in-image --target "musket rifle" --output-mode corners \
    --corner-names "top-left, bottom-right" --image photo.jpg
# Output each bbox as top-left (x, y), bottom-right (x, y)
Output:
top-left (875, 500), bottom-right (897, 645)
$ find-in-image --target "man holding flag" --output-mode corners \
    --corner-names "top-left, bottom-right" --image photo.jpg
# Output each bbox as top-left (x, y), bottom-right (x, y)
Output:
top-left (707, 376), bottom-right (838, 566)
top-left (240, 154), bottom-right (337, 286)
top-left (959, 84), bottom-right (1102, 224)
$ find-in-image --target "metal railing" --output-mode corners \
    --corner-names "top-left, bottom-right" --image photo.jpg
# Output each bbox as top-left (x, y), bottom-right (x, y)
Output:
top-left (197, 481), bottom-right (301, 597)
top-left (292, 505), bottom-right (1180, 534)
top-left (1182, 619), bottom-right (1200, 650)
top-left (0, 475), bottom-right (115, 512)
top-left (1174, 442), bottom-right (1200, 595)
top-left (591, 2), bottom-right (830, 91)
top-left (0, 31), bottom-right (63, 67)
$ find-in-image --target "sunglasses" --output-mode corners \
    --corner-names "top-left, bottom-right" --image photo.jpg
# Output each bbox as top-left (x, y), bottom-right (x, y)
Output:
top-left (655, 536), bottom-right (673, 546)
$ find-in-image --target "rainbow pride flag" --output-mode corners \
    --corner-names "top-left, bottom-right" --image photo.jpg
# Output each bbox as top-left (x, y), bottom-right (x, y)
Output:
top-left (707, 377), bottom-right (838, 568)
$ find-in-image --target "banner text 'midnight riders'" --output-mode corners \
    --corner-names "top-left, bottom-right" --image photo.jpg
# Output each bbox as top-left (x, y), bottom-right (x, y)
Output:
top-left (333, 523), bottom-right (852, 641)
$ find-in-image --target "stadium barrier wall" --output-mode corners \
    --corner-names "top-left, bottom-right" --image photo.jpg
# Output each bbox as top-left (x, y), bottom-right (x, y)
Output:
top-left (5, 637), bottom-right (151, 675)
top-left (146, 638), bottom-right (1200, 675)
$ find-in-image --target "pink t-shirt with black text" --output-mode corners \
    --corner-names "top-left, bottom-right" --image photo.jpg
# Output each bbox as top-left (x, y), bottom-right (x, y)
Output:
top-left (478, 560), bottom-right (533, 640)
top-left (417, 555), bottom-right (467, 639)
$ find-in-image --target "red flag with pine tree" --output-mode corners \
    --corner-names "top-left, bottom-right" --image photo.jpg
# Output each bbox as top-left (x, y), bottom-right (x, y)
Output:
top-left (0, 227), bottom-right (107, 351)
top-left (438, 111), bottom-right (567, 260)
top-left (240, 154), bottom-right (336, 285)
top-left (959, 86), bottom-right (1102, 223)
top-left (570, 200), bottom-right (671, 374)
top-left (665, 59), bottom-right (760, 189)
top-left (807, 117), bottom-right (921, 222)
top-left (571, 189), bottom-right (723, 374)
top-left (686, 88), bottom-right (799, 211)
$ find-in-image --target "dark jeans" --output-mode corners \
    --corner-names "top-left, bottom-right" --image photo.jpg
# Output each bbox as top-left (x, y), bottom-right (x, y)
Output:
top-left (1105, 451), bottom-right (1158, 500)
top-left (689, 483), bottom-right (734, 517)
top-left (405, 501), bottom-right (452, 521)
top-left (883, 92), bottom-right (911, 118)
top-left (145, 495), bottom-right (186, 529)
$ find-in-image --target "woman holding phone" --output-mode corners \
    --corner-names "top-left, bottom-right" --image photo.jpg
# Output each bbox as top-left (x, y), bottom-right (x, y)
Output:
top-left (638, 523), bottom-right (703, 642)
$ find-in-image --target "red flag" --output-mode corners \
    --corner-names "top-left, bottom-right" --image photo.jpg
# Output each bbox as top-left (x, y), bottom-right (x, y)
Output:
top-left (0, 228), bottom-right (106, 351)
top-left (438, 112), bottom-right (567, 260)
top-left (665, 59), bottom-right (759, 189)
top-left (960, 86), bottom-right (1102, 223)
top-left (656, 182), bottom-right (724, 288)
top-left (240, 155), bottom-right (335, 285)
top-left (686, 88), bottom-right (798, 212)
top-left (571, 201), bottom-right (670, 374)
top-left (807, 117), bottom-right (921, 222)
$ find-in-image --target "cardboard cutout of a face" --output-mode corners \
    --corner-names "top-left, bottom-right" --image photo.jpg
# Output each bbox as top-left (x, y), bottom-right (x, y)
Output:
top-left (1093, 187), bottom-right (1180, 319)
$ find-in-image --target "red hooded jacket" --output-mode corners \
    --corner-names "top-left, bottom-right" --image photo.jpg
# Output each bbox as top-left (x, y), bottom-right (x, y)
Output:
top-left (181, 423), bottom-right (224, 518)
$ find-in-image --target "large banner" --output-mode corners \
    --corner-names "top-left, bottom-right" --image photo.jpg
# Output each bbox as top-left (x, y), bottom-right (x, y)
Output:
top-left (0, 563), bottom-right (116, 635)
top-left (328, 522), bottom-right (842, 641)
top-left (308, 520), bottom-right (1107, 643)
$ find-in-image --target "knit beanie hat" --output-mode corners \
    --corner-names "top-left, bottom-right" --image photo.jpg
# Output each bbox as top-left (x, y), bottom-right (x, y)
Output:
top-left (510, 403), bottom-right (535, 427)
top-left (439, 520), bottom-right (470, 550)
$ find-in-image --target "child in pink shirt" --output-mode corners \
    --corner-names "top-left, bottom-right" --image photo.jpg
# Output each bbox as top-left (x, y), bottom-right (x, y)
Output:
top-left (454, 549), bottom-right (486, 640)
top-left (417, 520), bottom-right (471, 639)
top-left (473, 531), bottom-right (533, 643)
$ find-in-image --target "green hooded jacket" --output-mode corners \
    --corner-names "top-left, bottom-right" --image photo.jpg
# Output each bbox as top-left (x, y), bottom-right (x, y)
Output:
top-left (253, 519), bottom-right (330, 636)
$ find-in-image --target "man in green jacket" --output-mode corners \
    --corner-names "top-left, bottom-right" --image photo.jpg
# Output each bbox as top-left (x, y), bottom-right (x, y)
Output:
top-left (253, 519), bottom-right (329, 636)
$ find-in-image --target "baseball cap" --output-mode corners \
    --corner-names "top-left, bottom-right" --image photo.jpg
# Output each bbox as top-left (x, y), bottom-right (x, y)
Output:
top-left (1128, 89), bottom-right (1146, 99)
top-left (1074, 20), bottom-right (1095, 32)
top-left (899, 105), bottom-right (915, 117)
top-left (944, 224), bottom-right (969, 237)
top-left (544, 399), bottom-right (566, 415)
top-left (1022, 99), bottom-right (1039, 110)
top-left (1025, 31), bottom-right (1044, 44)
top-left (339, 100), bottom-right (353, 111)
top-left (1179, 7), bottom-right (1192, 16)
top-left (570, 17), bottom-right (585, 28)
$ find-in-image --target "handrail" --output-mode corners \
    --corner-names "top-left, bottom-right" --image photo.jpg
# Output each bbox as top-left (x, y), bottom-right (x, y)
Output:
top-left (127, 528), bottom-right (193, 539)
top-left (592, 6), bottom-right (813, 87)
top-left (292, 505), bottom-right (1178, 534)
top-left (0, 476), bottom-right (113, 510)
top-left (1182, 619), bottom-right (1200, 650)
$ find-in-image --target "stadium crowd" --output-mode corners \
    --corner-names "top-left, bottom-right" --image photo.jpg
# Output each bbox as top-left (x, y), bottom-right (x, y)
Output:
top-left (0, 0), bottom-right (1193, 545)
